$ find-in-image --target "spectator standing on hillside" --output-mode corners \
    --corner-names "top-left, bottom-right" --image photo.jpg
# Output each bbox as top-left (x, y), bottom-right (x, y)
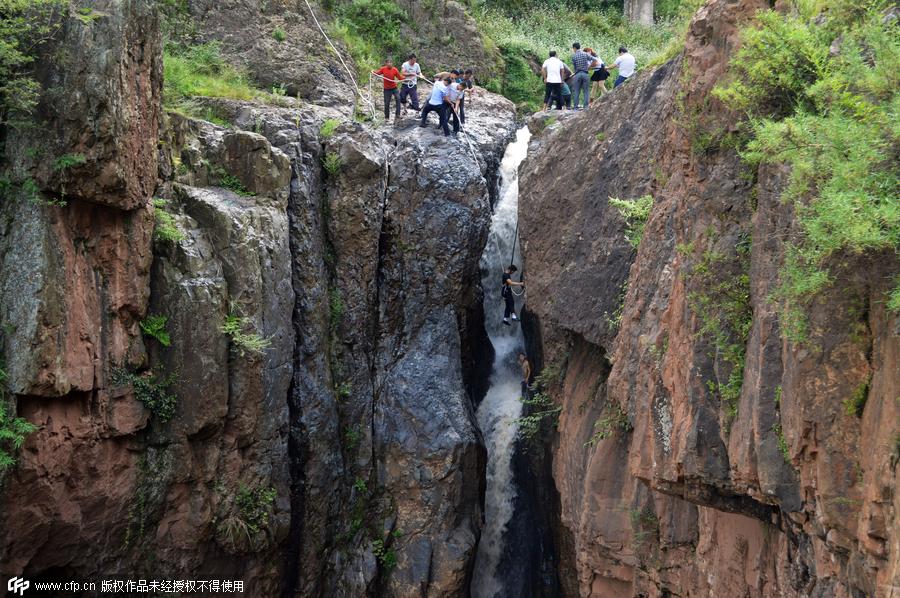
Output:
top-left (400, 53), bottom-right (422, 113)
top-left (588, 48), bottom-right (609, 101)
top-left (447, 81), bottom-right (466, 136)
top-left (609, 46), bottom-right (636, 88)
top-left (459, 69), bottom-right (476, 124)
top-left (372, 59), bottom-right (402, 121)
top-left (570, 42), bottom-right (598, 109)
top-left (541, 50), bottom-right (565, 111)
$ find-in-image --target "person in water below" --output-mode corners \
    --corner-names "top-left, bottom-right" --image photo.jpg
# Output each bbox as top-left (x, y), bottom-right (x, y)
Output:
top-left (501, 265), bottom-right (525, 325)
top-left (518, 353), bottom-right (532, 398)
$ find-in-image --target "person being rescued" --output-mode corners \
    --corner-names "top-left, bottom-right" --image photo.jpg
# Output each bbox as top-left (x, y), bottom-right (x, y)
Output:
top-left (502, 264), bottom-right (525, 326)
top-left (518, 353), bottom-right (532, 398)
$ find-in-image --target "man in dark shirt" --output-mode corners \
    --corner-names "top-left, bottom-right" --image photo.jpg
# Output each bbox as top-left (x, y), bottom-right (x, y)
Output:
top-left (502, 265), bottom-right (525, 325)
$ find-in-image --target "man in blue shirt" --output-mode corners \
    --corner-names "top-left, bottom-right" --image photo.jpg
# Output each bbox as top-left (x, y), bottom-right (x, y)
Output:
top-left (419, 76), bottom-right (453, 136)
top-left (570, 42), bottom-right (599, 110)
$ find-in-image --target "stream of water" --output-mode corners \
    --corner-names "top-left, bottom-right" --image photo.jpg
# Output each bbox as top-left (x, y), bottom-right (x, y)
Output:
top-left (471, 126), bottom-right (532, 598)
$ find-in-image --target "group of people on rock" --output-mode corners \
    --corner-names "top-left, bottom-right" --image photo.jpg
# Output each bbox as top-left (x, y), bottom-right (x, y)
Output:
top-left (371, 53), bottom-right (475, 137)
top-left (541, 43), bottom-right (636, 111)
top-left (370, 44), bottom-right (637, 137)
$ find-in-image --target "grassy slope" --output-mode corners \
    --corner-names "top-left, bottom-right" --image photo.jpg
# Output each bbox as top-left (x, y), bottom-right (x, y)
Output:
top-left (473, 4), bottom-right (689, 112)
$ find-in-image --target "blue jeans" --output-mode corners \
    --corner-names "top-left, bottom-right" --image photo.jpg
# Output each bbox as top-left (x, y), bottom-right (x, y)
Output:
top-left (571, 71), bottom-right (590, 108)
top-left (614, 75), bottom-right (629, 88)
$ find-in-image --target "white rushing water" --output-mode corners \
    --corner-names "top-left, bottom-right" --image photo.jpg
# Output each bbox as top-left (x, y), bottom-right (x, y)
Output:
top-left (471, 126), bottom-right (532, 598)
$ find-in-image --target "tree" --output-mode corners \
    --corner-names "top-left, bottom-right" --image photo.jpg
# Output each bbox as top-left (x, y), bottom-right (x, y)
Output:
top-left (625, 0), bottom-right (654, 25)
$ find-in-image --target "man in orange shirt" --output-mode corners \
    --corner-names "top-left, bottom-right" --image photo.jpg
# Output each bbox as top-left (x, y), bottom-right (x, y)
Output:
top-left (372, 59), bottom-right (402, 122)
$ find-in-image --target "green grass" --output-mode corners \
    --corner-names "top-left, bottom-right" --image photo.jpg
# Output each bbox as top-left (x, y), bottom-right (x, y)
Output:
top-left (320, 118), bottom-right (341, 138)
top-left (164, 43), bottom-right (261, 108)
top-left (151, 198), bottom-right (185, 243)
top-left (475, 5), bottom-right (681, 112)
top-left (328, 0), bottom-right (408, 78)
top-left (323, 152), bottom-right (343, 176)
top-left (608, 195), bottom-right (653, 248)
top-left (585, 400), bottom-right (631, 447)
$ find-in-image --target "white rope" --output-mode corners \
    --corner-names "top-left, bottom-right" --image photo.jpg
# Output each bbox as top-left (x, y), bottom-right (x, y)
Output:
top-left (302, 0), bottom-right (375, 120)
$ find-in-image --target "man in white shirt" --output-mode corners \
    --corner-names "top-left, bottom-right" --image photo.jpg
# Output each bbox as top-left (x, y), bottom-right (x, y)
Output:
top-left (419, 76), bottom-right (453, 136)
top-left (541, 50), bottom-right (565, 111)
top-left (610, 46), bottom-right (636, 88)
top-left (400, 53), bottom-right (422, 112)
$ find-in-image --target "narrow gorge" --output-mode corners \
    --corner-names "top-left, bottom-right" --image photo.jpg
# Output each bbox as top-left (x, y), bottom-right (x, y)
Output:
top-left (0, 1), bottom-right (896, 597)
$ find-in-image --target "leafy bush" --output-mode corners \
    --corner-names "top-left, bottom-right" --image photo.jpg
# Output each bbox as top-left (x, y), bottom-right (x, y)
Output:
top-left (235, 484), bottom-right (277, 535)
top-left (843, 377), bottom-right (869, 418)
top-left (52, 153), bottom-right (86, 172)
top-left (323, 152), bottom-right (343, 176)
top-left (714, 0), bottom-right (900, 341)
top-left (221, 313), bottom-right (271, 357)
top-left (372, 538), bottom-right (397, 570)
top-left (516, 358), bottom-right (566, 441)
top-left (140, 314), bottom-right (171, 347)
top-left (608, 195), bottom-right (653, 248)
top-left (331, 0), bottom-right (407, 75)
top-left (111, 368), bottom-right (178, 422)
top-left (0, 367), bottom-right (37, 472)
top-left (272, 27), bottom-right (287, 43)
top-left (152, 198), bottom-right (185, 243)
top-left (0, 0), bottom-right (66, 132)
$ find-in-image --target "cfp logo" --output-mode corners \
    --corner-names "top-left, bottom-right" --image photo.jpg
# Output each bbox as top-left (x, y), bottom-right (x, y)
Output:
top-left (7, 577), bottom-right (29, 596)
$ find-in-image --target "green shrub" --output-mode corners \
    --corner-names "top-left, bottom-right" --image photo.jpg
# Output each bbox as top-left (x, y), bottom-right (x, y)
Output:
top-left (221, 313), bottom-right (271, 357)
top-left (140, 314), bottom-right (171, 347)
top-left (52, 153), bottom-right (86, 172)
top-left (0, 0), bottom-right (66, 132)
top-left (272, 27), bottom-right (287, 43)
top-left (0, 376), bottom-right (37, 472)
top-left (714, 0), bottom-right (900, 341)
top-left (111, 368), bottom-right (178, 422)
top-left (353, 477), bottom-right (368, 493)
top-left (320, 118), bottom-right (341, 139)
top-left (331, 0), bottom-right (407, 76)
top-left (515, 358), bottom-right (566, 441)
top-left (843, 377), bottom-right (870, 418)
top-left (772, 421), bottom-right (790, 463)
top-left (209, 165), bottom-right (254, 196)
top-left (372, 537), bottom-right (397, 570)
top-left (585, 401), bottom-right (631, 447)
top-left (323, 152), bottom-right (343, 176)
top-left (608, 195), bottom-right (653, 248)
top-left (235, 484), bottom-right (277, 534)
top-left (682, 237), bottom-right (752, 427)
top-left (152, 198), bottom-right (185, 243)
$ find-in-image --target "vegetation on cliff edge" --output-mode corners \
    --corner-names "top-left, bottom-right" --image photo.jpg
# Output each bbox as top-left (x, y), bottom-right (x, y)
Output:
top-left (715, 0), bottom-right (900, 340)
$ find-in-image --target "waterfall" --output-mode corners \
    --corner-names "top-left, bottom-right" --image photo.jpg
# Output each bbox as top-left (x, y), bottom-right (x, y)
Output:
top-left (471, 126), bottom-right (532, 598)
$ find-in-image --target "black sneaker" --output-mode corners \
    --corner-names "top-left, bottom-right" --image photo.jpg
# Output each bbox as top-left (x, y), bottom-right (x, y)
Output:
top-left (502, 318), bottom-right (510, 326)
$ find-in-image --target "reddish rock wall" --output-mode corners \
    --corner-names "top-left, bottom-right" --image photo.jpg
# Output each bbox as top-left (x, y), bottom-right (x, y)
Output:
top-left (519, 0), bottom-right (899, 595)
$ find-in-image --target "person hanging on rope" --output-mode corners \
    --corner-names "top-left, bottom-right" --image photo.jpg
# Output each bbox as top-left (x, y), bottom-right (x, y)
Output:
top-left (372, 58), bottom-right (403, 122)
top-left (399, 53), bottom-right (423, 114)
top-left (502, 264), bottom-right (525, 326)
top-left (518, 353), bottom-right (532, 398)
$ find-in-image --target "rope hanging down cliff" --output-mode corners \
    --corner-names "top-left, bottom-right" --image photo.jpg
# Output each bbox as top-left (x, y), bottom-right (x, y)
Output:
top-left (302, 0), bottom-right (376, 120)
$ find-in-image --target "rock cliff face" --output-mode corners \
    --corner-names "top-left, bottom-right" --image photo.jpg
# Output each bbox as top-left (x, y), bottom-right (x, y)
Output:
top-left (186, 0), bottom-right (500, 108)
top-left (519, 0), bottom-right (898, 596)
top-left (0, 2), bottom-right (516, 596)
